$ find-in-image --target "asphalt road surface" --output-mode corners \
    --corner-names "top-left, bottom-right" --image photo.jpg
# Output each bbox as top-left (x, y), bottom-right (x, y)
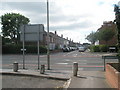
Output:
top-left (2, 50), bottom-right (118, 71)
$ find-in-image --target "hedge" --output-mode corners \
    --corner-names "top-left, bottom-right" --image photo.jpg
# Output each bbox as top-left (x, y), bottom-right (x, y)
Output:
top-left (99, 45), bottom-right (108, 52)
top-left (90, 45), bottom-right (100, 52)
top-left (2, 44), bottom-right (47, 54)
top-left (90, 45), bottom-right (109, 52)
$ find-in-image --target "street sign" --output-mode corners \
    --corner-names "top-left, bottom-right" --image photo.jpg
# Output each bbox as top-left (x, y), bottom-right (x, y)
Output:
top-left (21, 49), bottom-right (26, 51)
top-left (20, 24), bottom-right (44, 42)
top-left (19, 24), bottom-right (44, 69)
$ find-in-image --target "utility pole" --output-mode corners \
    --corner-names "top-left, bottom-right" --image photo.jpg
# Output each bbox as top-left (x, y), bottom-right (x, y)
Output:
top-left (47, 0), bottom-right (50, 70)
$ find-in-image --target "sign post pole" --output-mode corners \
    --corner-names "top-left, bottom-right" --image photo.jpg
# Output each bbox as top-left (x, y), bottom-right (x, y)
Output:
top-left (38, 25), bottom-right (40, 69)
top-left (47, 0), bottom-right (50, 70)
top-left (20, 24), bottom-right (44, 69)
top-left (23, 25), bottom-right (25, 69)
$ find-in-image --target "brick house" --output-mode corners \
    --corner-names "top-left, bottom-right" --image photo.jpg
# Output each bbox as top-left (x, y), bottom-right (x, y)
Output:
top-left (97, 21), bottom-right (117, 46)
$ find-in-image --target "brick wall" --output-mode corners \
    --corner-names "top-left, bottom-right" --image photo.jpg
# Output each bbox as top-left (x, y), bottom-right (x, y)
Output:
top-left (99, 36), bottom-right (117, 45)
top-left (106, 63), bottom-right (120, 89)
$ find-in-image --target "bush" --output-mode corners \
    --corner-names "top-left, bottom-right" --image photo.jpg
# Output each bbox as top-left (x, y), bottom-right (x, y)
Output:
top-left (2, 44), bottom-right (47, 54)
top-left (90, 45), bottom-right (100, 52)
top-left (99, 45), bottom-right (108, 52)
top-left (90, 45), bottom-right (117, 52)
top-left (2, 44), bottom-right (22, 54)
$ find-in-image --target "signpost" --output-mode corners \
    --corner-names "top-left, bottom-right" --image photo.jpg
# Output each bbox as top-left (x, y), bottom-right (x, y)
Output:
top-left (47, 0), bottom-right (50, 70)
top-left (20, 24), bottom-right (44, 69)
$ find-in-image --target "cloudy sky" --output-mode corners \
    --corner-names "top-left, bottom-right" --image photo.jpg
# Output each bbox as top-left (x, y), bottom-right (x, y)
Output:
top-left (0, 0), bottom-right (119, 43)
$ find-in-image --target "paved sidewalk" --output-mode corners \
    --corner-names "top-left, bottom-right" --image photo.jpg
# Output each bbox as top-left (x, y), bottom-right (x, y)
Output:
top-left (1, 69), bottom-right (71, 88)
top-left (68, 71), bottom-right (111, 88)
top-left (0, 69), bottom-right (113, 88)
top-left (0, 69), bottom-right (71, 80)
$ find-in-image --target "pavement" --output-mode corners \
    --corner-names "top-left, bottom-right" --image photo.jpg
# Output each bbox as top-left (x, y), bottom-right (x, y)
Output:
top-left (0, 69), bottom-right (113, 89)
top-left (68, 71), bottom-right (111, 88)
top-left (0, 69), bottom-right (71, 80)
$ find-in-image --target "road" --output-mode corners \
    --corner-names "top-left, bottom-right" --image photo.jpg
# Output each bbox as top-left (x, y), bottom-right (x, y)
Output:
top-left (2, 50), bottom-right (118, 71)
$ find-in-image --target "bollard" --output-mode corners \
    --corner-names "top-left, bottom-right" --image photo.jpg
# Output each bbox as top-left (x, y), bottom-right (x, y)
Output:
top-left (73, 62), bottom-right (78, 76)
top-left (40, 65), bottom-right (45, 74)
top-left (13, 61), bottom-right (18, 72)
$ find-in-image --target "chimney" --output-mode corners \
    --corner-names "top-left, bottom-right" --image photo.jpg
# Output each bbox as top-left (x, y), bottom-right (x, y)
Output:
top-left (66, 37), bottom-right (68, 40)
top-left (61, 34), bottom-right (63, 38)
top-left (55, 31), bottom-right (57, 35)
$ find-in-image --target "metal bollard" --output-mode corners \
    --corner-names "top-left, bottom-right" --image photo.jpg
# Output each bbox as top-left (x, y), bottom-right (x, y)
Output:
top-left (40, 65), bottom-right (45, 74)
top-left (73, 62), bottom-right (78, 76)
top-left (13, 61), bottom-right (18, 72)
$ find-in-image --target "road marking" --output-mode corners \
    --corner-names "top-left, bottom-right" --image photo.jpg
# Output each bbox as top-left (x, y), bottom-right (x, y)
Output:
top-left (79, 68), bottom-right (84, 70)
top-left (79, 60), bottom-right (87, 61)
top-left (72, 54), bottom-right (77, 57)
top-left (40, 56), bottom-right (45, 57)
top-left (56, 63), bottom-right (68, 65)
top-left (65, 59), bottom-right (70, 61)
top-left (79, 66), bottom-right (104, 67)
top-left (79, 63), bottom-right (87, 65)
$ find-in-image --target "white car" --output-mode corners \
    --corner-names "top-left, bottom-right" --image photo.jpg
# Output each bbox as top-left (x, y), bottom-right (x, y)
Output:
top-left (78, 46), bottom-right (85, 52)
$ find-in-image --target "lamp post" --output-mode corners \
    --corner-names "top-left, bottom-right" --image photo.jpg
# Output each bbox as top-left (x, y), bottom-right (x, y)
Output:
top-left (47, 0), bottom-right (50, 70)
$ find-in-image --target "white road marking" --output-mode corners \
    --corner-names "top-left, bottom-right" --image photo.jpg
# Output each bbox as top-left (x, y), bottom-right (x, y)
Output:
top-left (79, 60), bottom-right (87, 61)
top-left (79, 68), bottom-right (84, 70)
top-left (40, 56), bottom-right (45, 57)
top-left (56, 63), bottom-right (68, 65)
top-left (73, 54), bottom-right (78, 57)
top-left (65, 59), bottom-right (70, 61)
top-left (79, 63), bottom-right (87, 65)
top-left (64, 52), bottom-right (76, 56)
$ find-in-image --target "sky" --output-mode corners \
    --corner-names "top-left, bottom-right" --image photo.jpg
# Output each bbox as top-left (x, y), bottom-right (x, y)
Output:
top-left (0, 0), bottom-right (120, 44)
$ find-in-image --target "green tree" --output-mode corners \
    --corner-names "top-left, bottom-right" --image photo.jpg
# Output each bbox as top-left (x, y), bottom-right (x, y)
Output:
top-left (86, 31), bottom-right (98, 44)
top-left (1, 13), bottom-right (30, 44)
top-left (98, 28), bottom-right (115, 44)
top-left (114, 4), bottom-right (120, 70)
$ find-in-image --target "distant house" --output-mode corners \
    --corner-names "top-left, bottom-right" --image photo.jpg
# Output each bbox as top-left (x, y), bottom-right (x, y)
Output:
top-left (48, 31), bottom-right (69, 50)
top-left (19, 24), bottom-right (76, 50)
top-left (97, 21), bottom-right (117, 46)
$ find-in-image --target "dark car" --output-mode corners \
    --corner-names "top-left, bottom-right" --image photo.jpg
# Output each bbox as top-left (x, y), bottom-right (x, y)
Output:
top-left (62, 47), bottom-right (70, 52)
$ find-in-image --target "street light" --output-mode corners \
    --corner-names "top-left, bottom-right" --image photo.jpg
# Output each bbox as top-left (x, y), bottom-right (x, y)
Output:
top-left (47, 0), bottom-right (50, 70)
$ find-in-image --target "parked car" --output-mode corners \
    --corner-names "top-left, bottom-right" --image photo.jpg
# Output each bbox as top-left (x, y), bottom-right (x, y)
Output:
top-left (78, 46), bottom-right (85, 52)
top-left (62, 47), bottom-right (70, 52)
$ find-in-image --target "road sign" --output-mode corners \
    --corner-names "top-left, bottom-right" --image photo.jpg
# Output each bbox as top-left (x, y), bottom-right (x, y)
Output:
top-left (20, 24), bottom-right (44, 42)
top-left (19, 24), bottom-right (44, 69)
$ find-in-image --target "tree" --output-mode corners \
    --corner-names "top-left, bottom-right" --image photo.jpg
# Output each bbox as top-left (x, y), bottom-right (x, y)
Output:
top-left (98, 28), bottom-right (115, 44)
top-left (86, 31), bottom-right (98, 44)
top-left (1, 13), bottom-right (30, 44)
top-left (114, 4), bottom-right (120, 70)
